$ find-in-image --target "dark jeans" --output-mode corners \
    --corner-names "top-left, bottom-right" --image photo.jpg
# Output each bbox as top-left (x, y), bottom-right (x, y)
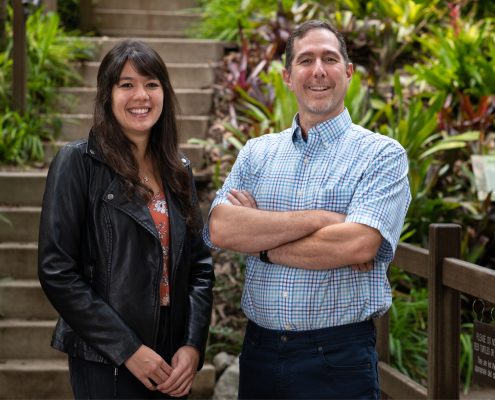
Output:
top-left (238, 319), bottom-right (380, 400)
top-left (69, 307), bottom-right (186, 400)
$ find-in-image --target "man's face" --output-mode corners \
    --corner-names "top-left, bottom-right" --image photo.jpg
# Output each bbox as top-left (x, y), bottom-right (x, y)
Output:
top-left (283, 29), bottom-right (353, 122)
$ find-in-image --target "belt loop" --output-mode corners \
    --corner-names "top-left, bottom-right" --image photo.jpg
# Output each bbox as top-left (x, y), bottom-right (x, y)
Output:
top-left (310, 330), bottom-right (318, 357)
top-left (251, 323), bottom-right (262, 351)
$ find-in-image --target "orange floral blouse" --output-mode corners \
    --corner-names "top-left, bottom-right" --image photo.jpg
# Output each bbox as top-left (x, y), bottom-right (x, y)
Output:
top-left (148, 185), bottom-right (170, 306)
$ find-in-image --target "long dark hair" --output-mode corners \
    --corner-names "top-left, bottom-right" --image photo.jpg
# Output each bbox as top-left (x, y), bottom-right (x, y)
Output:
top-left (93, 39), bottom-right (196, 229)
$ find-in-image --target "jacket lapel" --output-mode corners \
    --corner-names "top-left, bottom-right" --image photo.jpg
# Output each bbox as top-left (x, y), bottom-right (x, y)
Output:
top-left (163, 181), bottom-right (186, 279)
top-left (103, 175), bottom-right (159, 242)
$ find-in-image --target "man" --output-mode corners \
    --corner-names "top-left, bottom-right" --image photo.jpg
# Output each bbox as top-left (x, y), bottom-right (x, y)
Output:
top-left (203, 20), bottom-right (411, 399)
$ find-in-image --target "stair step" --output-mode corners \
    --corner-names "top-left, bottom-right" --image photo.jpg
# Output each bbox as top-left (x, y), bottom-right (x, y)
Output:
top-left (0, 359), bottom-right (215, 399)
top-left (0, 280), bottom-right (56, 320)
top-left (55, 87), bottom-right (213, 116)
top-left (74, 62), bottom-right (215, 89)
top-left (0, 359), bottom-right (72, 399)
top-left (93, 9), bottom-right (200, 34)
top-left (44, 141), bottom-right (205, 171)
top-left (0, 243), bottom-right (38, 280)
top-left (0, 171), bottom-right (47, 206)
top-left (94, 0), bottom-right (198, 11)
top-left (0, 319), bottom-right (63, 359)
top-left (76, 37), bottom-right (230, 64)
top-left (0, 207), bottom-right (40, 242)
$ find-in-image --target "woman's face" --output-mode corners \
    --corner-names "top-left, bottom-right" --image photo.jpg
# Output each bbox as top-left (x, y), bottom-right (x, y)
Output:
top-left (111, 60), bottom-right (164, 141)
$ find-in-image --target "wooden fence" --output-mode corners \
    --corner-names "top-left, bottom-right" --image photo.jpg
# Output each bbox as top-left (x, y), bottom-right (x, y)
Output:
top-left (375, 223), bottom-right (495, 399)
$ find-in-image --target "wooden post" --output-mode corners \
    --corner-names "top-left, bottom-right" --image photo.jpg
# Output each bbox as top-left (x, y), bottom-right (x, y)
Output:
top-left (12, 0), bottom-right (27, 114)
top-left (427, 224), bottom-right (461, 399)
top-left (375, 267), bottom-right (391, 399)
top-left (0, 0), bottom-right (7, 52)
top-left (79, 0), bottom-right (92, 34)
top-left (42, 0), bottom-right (57, 14)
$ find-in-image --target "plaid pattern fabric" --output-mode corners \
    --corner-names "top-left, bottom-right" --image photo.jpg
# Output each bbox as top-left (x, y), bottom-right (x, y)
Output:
top-left (203, 109), bottom-right (411, 331)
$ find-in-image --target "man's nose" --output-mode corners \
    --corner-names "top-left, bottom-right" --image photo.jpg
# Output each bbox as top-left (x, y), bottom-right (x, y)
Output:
top-left (313, 59), bottom-right (327, 78)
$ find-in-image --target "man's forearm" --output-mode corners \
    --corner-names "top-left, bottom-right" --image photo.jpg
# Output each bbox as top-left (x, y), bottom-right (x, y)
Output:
top-left (268, 222), bottom-right (383, 270)
top-left (209, 204), bottom-right (345, 252)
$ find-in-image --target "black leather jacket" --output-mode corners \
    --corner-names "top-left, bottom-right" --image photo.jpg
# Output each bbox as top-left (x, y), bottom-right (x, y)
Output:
top-left (38, 135), bottom-right (215, 369)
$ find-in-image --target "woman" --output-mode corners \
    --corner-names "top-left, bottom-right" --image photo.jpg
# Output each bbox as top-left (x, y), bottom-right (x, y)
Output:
top-left (38, 40), bottom-right (215, 399)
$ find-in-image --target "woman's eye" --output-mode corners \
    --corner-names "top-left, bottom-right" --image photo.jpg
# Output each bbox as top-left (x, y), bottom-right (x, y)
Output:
top-left (120, 83), bottom-right (132, 88)
top-left (147, 82), bottom-right (160, 87)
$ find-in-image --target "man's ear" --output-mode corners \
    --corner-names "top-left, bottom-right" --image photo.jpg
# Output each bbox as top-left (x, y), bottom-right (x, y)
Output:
top-left (282, 68), bottom-right (294, 92)
top-left (346, 63), bottom-right (354, 82)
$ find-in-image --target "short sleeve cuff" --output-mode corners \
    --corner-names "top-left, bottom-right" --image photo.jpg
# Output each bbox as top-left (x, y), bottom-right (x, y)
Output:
top-left (345, 214), bottom-right (396, 263)
top-left (202, 196), bottom-right (232, 250)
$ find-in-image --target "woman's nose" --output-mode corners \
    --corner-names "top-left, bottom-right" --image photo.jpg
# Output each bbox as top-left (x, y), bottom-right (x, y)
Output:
top-left (133, 85), bottom-right (150, 100)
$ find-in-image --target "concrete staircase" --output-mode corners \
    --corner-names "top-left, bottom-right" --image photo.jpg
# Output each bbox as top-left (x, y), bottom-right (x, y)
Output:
top-left (0, 1), bottom-right (224, 398)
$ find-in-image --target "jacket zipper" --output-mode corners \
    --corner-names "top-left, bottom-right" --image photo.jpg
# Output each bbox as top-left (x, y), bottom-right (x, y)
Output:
top-left (152, 252), bottom-right (164, 351)
top-left (89, 266), bottom-right (93, 283)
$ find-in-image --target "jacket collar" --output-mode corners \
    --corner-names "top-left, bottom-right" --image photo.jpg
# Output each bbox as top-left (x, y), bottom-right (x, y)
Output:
top-left (86, 130), bottom-right (108, 165)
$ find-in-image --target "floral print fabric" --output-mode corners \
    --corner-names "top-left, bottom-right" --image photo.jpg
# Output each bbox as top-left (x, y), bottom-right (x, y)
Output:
top-left (148, 185), bottom-right (170, 306)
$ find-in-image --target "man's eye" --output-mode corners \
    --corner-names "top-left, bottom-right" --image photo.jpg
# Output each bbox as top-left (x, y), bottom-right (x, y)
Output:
top-left (120, 83), bottom-right (132, 88)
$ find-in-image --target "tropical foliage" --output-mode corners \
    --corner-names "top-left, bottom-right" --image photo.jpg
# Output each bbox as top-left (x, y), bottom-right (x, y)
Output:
top-left (0, 6), bottom-right (92, 165)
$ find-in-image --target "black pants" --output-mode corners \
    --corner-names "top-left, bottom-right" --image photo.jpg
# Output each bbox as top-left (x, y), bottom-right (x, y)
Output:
top-left (69, 307), bottom-right (186, 399)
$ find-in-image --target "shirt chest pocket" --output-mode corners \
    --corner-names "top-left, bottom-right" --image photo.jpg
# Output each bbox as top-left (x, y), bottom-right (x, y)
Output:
top-left (314, 187), bottom-right (354, 214)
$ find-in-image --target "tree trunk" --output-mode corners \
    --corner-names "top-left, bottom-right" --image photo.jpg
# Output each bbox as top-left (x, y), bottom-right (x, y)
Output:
top-left (0, 0), bottom-right (7, 52)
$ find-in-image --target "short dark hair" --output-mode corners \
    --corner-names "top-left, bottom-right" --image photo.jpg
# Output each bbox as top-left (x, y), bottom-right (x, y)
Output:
top-left (285, 20), bottom-right (350, 74)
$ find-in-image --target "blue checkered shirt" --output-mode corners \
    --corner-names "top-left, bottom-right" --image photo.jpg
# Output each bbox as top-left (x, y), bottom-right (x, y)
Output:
top-left (203, 108), bottom-right (411, 331)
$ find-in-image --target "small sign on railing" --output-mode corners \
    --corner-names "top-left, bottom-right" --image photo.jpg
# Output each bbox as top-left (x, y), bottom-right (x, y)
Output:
top-left (472, 299), bottom-right (495, 389)
top-left (472, 156), bottom-right (495, 201)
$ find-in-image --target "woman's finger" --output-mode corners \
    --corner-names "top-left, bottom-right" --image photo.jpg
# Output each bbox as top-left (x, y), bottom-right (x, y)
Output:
top-left (226, 192), bottom-right (242, 206)
top-left (168, 379), bottom-right (191, 397)
top-left (158, 359), bottom-right (173, 377)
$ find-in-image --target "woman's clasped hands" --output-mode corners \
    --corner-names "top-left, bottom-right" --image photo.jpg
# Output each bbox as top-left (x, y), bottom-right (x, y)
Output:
top-left (124, 344), bottom-right (200, 397)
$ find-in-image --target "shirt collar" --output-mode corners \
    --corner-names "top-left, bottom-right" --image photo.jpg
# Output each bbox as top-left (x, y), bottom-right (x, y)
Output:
top-left (291, 108), bottom-right (352, 144)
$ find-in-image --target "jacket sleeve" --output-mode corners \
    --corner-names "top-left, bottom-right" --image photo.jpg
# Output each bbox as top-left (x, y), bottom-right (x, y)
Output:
top-left (181, 167), bottom-right (215, 370)
top-left (38, 144), bottom-right (142, 367)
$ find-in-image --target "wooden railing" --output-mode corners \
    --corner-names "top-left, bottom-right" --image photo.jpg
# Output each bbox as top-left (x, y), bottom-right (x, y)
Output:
top-left (375, 223), bottom-right (495, 399)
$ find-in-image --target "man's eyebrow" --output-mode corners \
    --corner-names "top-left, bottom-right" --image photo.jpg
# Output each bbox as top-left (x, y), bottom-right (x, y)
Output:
top-left (295, 50), bottom-right (341, 61)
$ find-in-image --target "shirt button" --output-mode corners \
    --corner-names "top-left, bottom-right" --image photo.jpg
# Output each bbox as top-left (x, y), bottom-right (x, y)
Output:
top-left (324, 142), bottom-right (329, 147)
top-left (304, 158), bottom-right (309, 164)
top-left (107, 194), bottom-right (114, 200)
top-left (285, 325), bottom-right (291, 330)
top-left (281, 335), bottom-right (288, 343)
top-left (283, 291), bottom-right (288, 298)
top-left (297, 190), bottom-right (302, 196)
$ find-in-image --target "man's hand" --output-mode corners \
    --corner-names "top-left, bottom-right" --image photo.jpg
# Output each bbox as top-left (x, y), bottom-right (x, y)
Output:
top-left (124, 345), bottom-right (173, 391)
top-left (157, 345), bottom-right (200, 397)
top-left (230, 189), bottom-right (375, 272)
top-left (226, 189), bottom-right (258, 209)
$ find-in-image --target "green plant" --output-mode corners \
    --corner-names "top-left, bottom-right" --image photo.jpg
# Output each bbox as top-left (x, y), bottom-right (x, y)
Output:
top-left (0, 6), bottom-right (92, 164)
top-left (0, 110), bottom-right (56, 164)
top-left (389, 266), bottom-right (428, 383)
top-left (0, 213), bottom-right (12, 227)
top-left (407, 17), bottom-right (495, 98)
